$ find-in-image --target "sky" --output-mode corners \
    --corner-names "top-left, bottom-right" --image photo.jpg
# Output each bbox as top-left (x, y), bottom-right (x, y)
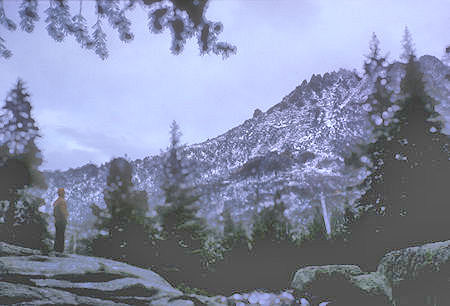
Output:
top-left (1, 0), bottom-right (449, 171)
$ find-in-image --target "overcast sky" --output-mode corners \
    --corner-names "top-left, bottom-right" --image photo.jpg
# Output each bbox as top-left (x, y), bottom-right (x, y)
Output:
top-left (1, 0), bottom-right (449, 171)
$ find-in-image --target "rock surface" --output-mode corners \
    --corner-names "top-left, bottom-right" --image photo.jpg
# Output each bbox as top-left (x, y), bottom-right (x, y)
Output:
top-left (291, 240), bottom-right (450, 306)
top-left (291, 265), bottom-right (364, 291)
top-left (377, 240), bottom-right (450, 306)
top-left (3, 240), bottom-right (449, 305)
top-left (350, 272), bottom-right (392, 304)
top-left (0, 242), bottom-right (41, 257)
top-left (0, 242), bottom-right (224, 305)
top-left (291, 265), bottom-right (391, 306)
top-left (0, 242), bottom-right (300, 305)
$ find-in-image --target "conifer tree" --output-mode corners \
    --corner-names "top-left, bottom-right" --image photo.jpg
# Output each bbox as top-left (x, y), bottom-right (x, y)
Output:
top-left (222, 209), bottom-right (250, 253)
top-left (251, 191), bottom-right (292, 245)
top-left (0, 79), bottom-right (49, 250)
top-left (302, 206), bottom-right (329, 243)
top-left (249, 191), bottom-right (295, 290)
top-left (357, 33), bottom-right (395, 213)
top-left (343, 34), bottom-right (397, 268)
top-left (347, 30), bottom-right (450, 269)
top-left (1, 0), bottom-right (235, 59)
top-left (91, 157), bottom-right (154, 267)
top-left (0, 79), bottom-right (45, 192)
top-left (11, 190), bottom-right (51, 251)
top-left (400, 26), bottom-right (415, 63)
top-left (157, 121), bottom-right (209, 286)
top-left (382, 28), bottom-right (450, 246)
top-left (210, 208), bottom-right (252, 294)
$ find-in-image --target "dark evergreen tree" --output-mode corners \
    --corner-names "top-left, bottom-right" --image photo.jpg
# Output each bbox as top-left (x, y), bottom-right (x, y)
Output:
top-left (11, 190), bottom-right (51, 252)
top-left (344, 34), bottom-right (396, 269)
top-left (382, 28), bottom-right (450, 247)
top-left (295, 206), bottom-right (344, 269)
top-left (0, 79), bottom-right (49, 250)
top-left (301, 206), bottom-right (328, 243)
top-left (91, 157), bottom-right (155, 267)
top-left (208, 208), bottom-right (252, 294)
top-left (251, 192), bottom-right (292, 244)
top-left (222, 209), bottom-right (250, 254)
top-left (357, 33), bottom-right (395, 213)
top-left (157, 121), bottom-right (209, 288)
top-left (400, 26), bottom-right (415, 63)
top-left (346, 30), bottom-right (450, 270)
top-left (0, 79), bottom-right (46, 194)
top-left (249, 191), bottom-right (296, 290)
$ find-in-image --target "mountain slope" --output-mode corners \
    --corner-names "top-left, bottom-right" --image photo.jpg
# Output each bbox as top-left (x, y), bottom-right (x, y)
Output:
top-left (38, 56), bottom-right (450, 241)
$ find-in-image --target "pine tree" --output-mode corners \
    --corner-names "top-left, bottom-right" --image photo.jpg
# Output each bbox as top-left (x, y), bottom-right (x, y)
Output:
top-left (357, 33), bottom-right (395, 213)
top-left (12, 190), bottom-right (51, 252)
top-left (2, 0), bottom-right (235, 59)
top-left (400, 26), bottom-right (415, 63)
top-left (72, 2), bottom-right (92, 50)
top-left (157, 121), bottom-right (209, 287)
top-left (222, 209), bottom-right (250, 252)
top-left (0, 79), bottom-right (49, 250)
top-left (209, 208), bottom-right (252, 294)
top-left (383, 29), bottom-right (450, 246)
top-left (347, 30), bottom-right (450, 268)
top-left (302, 206), bottom-right (329, 243)
top-left (343, 34), bottom-right (398, 269)
top-left (251, 191), bottom-right (292, 244)
top-left (92, 18), bottom-right (108, 60)
top-left (0, 79), bottom-right (45, 191)
top-left (250, 191), bottom-right (296, 290)
top-left (91, 157), bottom-right (154, 267)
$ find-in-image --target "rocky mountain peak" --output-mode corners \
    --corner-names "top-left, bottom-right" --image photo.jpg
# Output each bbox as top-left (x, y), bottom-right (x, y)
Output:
top-left (268, 69), bottom-right (360, 114)
top-left (37, 56), bottom-right (449, 242)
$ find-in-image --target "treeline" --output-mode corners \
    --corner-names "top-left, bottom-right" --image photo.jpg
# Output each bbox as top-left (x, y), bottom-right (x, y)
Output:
top-left (1, 28), bottom-right (448, 295)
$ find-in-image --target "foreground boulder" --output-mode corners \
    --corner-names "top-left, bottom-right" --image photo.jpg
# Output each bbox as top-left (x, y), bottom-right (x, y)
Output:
top-left (291, 240), bottom-right (450, 306)
top-left (291, 265), bottom-right (364, 290)
top-left (291, 265), bottom-right (391, 306)
top-left (377, 240), bottom-right (450, 306)
top-left (0, 242), bottom-right (225, 305)
top-left (350, 272), bottom-right (392, 304)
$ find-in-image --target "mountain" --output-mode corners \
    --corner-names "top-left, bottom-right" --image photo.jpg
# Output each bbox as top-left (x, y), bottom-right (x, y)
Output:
top-left (37, 56), bottom-right (449, 241)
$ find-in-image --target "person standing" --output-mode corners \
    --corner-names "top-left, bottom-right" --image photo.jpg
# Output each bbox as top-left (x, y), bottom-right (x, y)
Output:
top-left (53, 188), bottom-right (69, 253)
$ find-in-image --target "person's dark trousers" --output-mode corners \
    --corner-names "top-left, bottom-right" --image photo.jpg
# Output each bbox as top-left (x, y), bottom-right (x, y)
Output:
top-left (54, 221), bottom-right (66, 253)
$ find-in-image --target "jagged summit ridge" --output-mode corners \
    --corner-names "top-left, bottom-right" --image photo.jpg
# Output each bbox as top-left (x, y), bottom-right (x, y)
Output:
top-left (267, 69), bottom-right (360, 113)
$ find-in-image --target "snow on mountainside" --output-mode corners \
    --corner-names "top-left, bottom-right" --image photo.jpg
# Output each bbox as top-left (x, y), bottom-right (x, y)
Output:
top-left (37, 56), bottom-right (450, 240)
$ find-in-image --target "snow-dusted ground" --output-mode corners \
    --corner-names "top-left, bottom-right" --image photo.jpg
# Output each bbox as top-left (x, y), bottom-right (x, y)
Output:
top-left (227, 290), bottom-right (329, 305)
